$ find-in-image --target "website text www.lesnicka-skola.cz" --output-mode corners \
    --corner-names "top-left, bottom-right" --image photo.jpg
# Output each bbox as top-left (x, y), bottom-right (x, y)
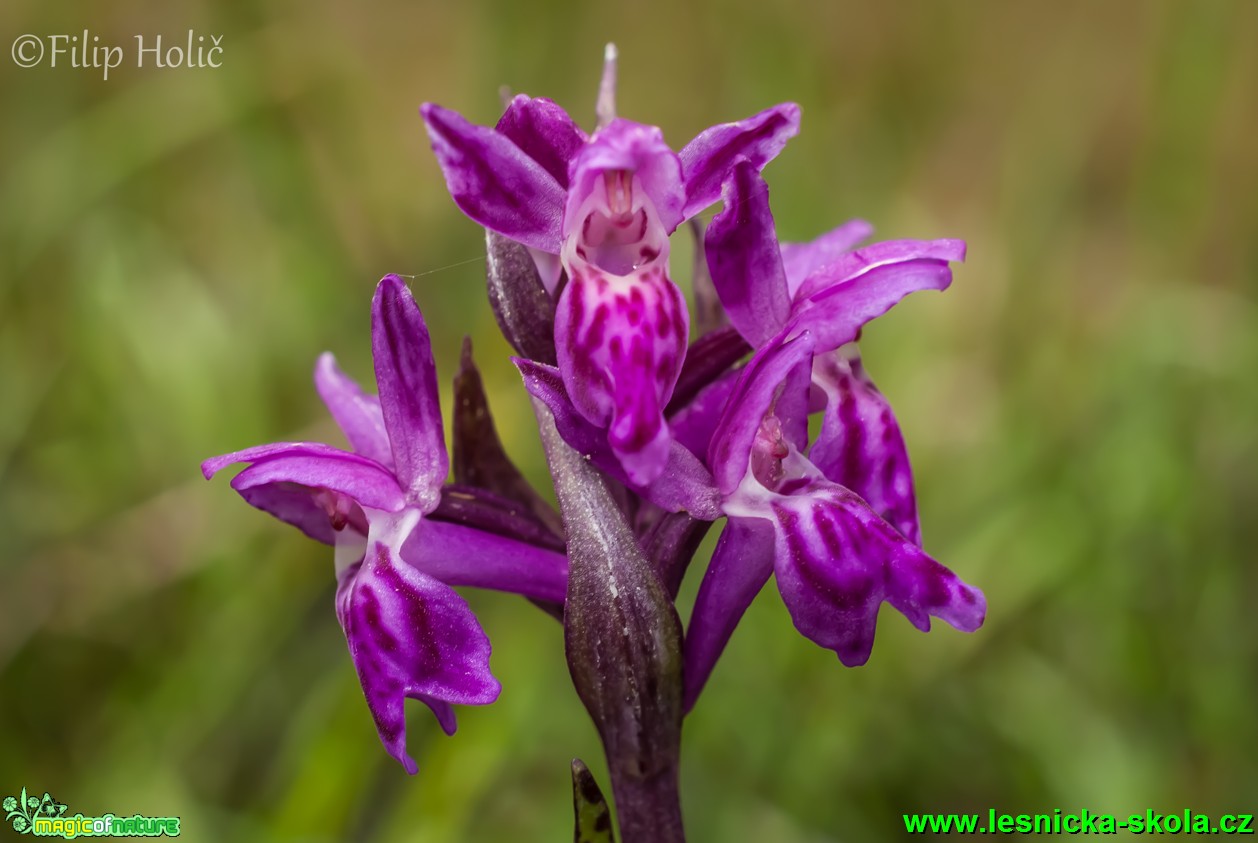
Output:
top-left (903, 808), bottom-right (1254, 835)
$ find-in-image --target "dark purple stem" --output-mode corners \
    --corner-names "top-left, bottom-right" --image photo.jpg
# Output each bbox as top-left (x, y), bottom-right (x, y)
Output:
top-left (611, 765), bottom-right (685, 843)
top-left (532, 397), bottom-right (686, 843)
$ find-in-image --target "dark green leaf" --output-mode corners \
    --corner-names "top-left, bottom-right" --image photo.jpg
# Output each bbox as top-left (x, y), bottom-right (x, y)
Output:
top-left (571, 759), bottom-right (615, 843)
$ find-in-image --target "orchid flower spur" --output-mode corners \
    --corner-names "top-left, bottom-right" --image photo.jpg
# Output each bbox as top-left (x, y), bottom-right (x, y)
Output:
top-left (420, 47), bottom-right (801, 485)
top-left (202, 275), bottom-right (568, 774)
top-left (682, 330), bottom-right (987, 711)
top-left (704, 159), bottom-right (967, 545)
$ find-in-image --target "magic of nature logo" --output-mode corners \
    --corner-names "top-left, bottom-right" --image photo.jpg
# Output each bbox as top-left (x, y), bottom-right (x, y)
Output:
top-left (4, 788), bottom-right (179, 838)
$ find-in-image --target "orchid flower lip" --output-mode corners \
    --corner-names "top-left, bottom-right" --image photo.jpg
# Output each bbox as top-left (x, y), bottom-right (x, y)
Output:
top-left (680, 310), bottom-right (986, 708)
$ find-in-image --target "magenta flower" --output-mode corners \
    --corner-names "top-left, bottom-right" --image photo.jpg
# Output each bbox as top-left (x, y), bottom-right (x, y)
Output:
top-left (420, 50), bottom-right (800, 485)
top-left (199, 48), bottom-right (990, 841)
top-left (683, 330), bottom-right (986, 710)
top-left (704, 158), bottom-right (966, 544)
top-left (517, 327), bottom-right (987, 712)
top-left (202, 275), bottom-right (567, 773)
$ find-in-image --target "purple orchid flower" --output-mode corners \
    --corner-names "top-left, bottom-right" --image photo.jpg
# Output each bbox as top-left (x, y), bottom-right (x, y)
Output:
top-left (683, 330), bottom-right (986, 711)
top-left (420, 47), bottom-right (800, 485)
top-left (511, 329), bottom-right (983, 712)
top-left (202, 275), bottom-right (568, 774)
top-left (704, 159), bottom-right (966, 545)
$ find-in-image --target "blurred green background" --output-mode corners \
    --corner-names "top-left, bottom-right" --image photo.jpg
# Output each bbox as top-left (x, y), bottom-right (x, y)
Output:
top-left (2, 0), bottom-right (1256, 840)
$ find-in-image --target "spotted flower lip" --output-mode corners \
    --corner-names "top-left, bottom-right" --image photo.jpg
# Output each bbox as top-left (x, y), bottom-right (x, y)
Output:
top-left (202, 275), bottom-right (568, 773)
top-left (682, 330), bottom-right (987, 711)
top-left (420, 54), bottom-right (801, 485)
top-left (513, 356), bottom-right (722, 521)
top-left (704, 158), bottom-right (966, 544)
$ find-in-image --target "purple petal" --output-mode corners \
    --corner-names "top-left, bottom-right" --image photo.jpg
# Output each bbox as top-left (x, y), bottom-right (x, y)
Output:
top-left (372, 276), bottom-right (447, 512)
top-left (417, 698), bottom-right (458, 737)
top-left (203, 441), bottom-right (343, 479)
top-left (231, 459), bottom-right (402, 516)
top-left (669, 370), bottom-right (738, 461)
top-left (203, 442), bottom-right (406, 512)
top-left (646, 446), bottom-right (723, 521)
top-left (770, 482), bottom-right (984, 667)
top-left (770, 494), bottom-right (881, 667)
top-left (337, 540), bottom-right (501, 774)
top-left (516, 358), bottom-right (721, 519)
top-left (683, 517), bottom-right (775, 712)
top-left (780, 220), bottom-right (875, 295)
top-left (230, 479), bottom-right (341, 544)
top-left (885, 540), bottom-right (987, 635)
top-left (679, 102), bottom-right (801, 220)
top-left (513, 358), bottom-right (606, 451)
top-left (787, 247), bottom-right (962, 352)
top-left (809, 351), bottom-right (921, 545)
top-left (401, 518), bottom-right (568, 604)
top-left (494, 95), bottom-right (587, 188)
top-left (667, 325), bottom-right (752, 417)
top-left (793, 238), bottom-right (966, 301)
top-left (553, 262), bottom-right (688, 486)
top-left (421, 103), bottom-right (566, 253)
top-left (564, 119), bottom-right (685, 235)
top-left (314, 352), bottom-right (392, 468)
top-left (608, 371), bottom-right (670, 486)
top-left (704, 160), bottom-right (792, 346)
top-left (708, 332), bottom-right (815, 497)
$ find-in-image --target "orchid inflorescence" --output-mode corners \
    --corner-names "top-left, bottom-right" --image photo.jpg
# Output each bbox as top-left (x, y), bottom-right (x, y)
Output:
top-left (204, 45), bottom-right (985, 842)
